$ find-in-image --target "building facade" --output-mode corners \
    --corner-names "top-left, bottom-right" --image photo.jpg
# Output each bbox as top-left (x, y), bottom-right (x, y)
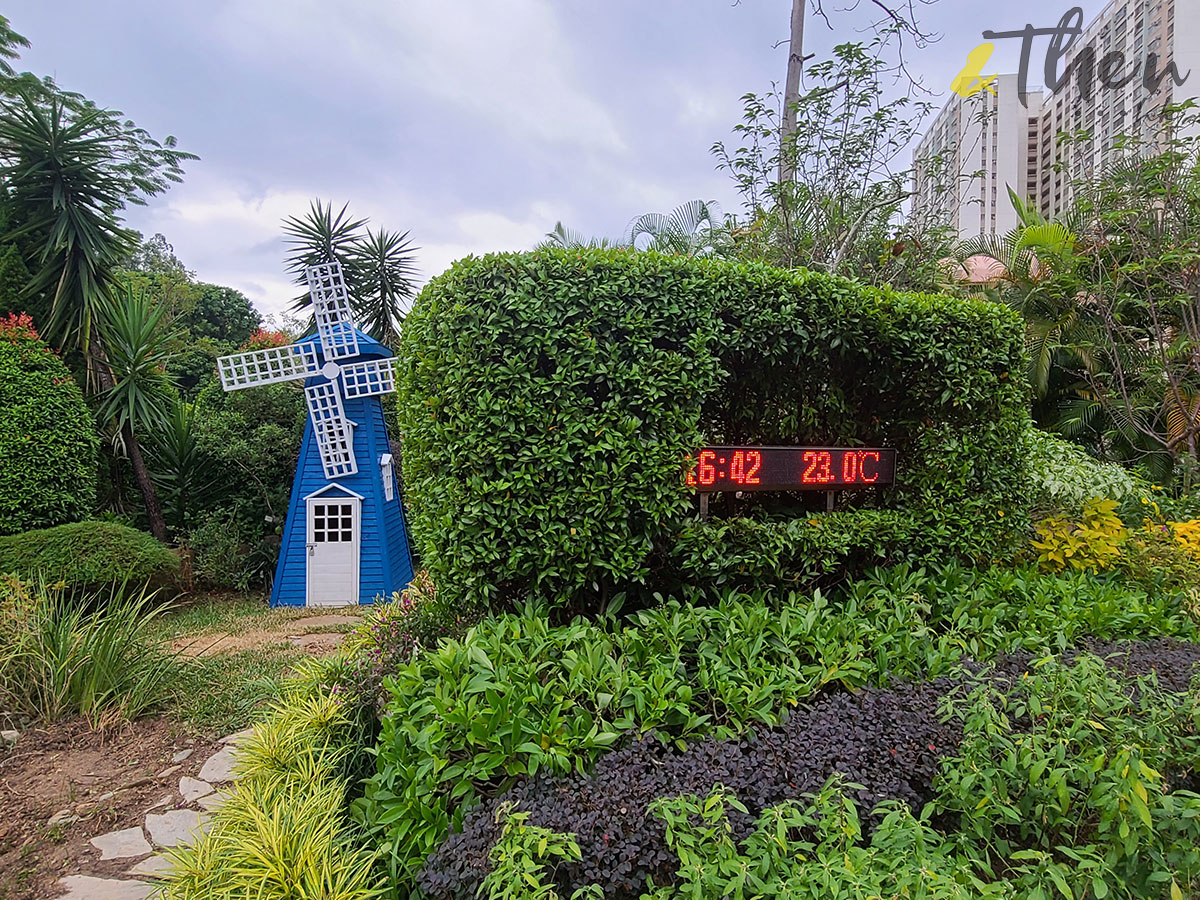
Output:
top-left (912, 74), bottom-right (1043, 238)
top-left (913, 0), bottom-right (1200, 238)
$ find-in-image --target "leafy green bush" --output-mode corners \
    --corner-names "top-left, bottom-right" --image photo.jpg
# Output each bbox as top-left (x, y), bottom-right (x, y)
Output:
top-left (358, 565), bottom-right (1196, 885)
top-left (1031, 497), bottom-right (1129, 573)
top-left (342, 570), bottom-right (473, 717)
top-left (397, 249), bottom-right (1029, 612)
top-left (644, 783), bottom-right (983, 900)
top-left (938, 655), bottom-right (1200, 899)
top-left (0, 520), bottom-right (179, 590)
top-left (0, 575), bottom-right (176, 726)
top-left (162, 658), bottom-right (384, 900)
top-left (1025, 427), bottom-right (1138, 515)
top-left (0, 313), bottom-right (97, 535)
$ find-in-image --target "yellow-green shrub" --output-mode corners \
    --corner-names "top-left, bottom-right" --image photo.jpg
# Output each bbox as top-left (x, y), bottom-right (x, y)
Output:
top-left (161, 657), bottom-right (384, 900)
top-left (1031, 497), bottom-right (1127, 573)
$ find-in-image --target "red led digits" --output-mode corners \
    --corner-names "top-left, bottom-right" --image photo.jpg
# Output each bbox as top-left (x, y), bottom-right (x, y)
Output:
top-left (841, 451), bottom-right (857, 483)
top-left (687, 446), bottom-right (892, 492)
top-left (801, 450), bottom-right (835, 484)
top-left (859, 450), bottom-right (880, 484)
top-left (697, 449), bottom-right (717, 486)
top-left (745, 450), bottom-right (761, 484)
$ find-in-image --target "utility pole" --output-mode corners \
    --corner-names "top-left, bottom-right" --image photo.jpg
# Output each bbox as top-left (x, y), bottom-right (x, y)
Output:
top-left (779, 0), bottom-right (807, 185)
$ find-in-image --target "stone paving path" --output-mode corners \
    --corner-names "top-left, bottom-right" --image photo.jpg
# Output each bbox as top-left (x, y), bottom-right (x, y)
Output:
top-left (55, 728), bottom-right (252, 900)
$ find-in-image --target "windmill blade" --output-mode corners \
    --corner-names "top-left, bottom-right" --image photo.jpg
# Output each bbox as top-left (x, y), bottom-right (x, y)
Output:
top-left (338, 358), bottom-right (397, 398)
top-left (218, 343), bottom-right (319, 390)
top-left (306, 261), bottom-right (360, 362)
top-left (305, 381), bottom-right (358, 479)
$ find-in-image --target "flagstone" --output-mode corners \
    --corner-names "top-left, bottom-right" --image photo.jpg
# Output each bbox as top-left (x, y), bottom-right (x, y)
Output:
top-left (90, 826), bottom-right (151, 860)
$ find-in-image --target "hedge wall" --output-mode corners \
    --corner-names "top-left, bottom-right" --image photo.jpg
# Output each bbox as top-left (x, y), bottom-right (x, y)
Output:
top-left (396, 250), bottom-right (1029, 611)
top-left (0, 314), bottom-right (97, 535)
top-left (0, 521), bottom-right (179, 590)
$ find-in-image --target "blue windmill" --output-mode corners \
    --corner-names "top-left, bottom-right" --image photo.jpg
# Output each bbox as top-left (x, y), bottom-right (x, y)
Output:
top-left (217, 262), bottom-right (414, 607)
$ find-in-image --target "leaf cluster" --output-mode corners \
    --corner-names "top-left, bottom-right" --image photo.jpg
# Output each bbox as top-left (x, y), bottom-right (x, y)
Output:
top-left (0, 314), bottom-right (96, 533)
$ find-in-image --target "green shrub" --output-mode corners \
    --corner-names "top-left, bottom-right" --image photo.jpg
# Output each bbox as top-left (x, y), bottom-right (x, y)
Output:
top-left (342, 570), bottom-right (474, 717)
top-left (1025, 428), bottom-right (1138, 515)
top-left (0, 575), bottom-right (176, 726)
top-left (162, 658), bottom-right (385, 900)
top-left (0, 313), bottom-right (97, 535)
top-left (644, 782), bottom-right (984, 900)
top-left (1031, 497), bottom-right (1129, 573)
top-left (186, 511), bottom-right (275, 591)
top-left (0, 520), bottom-right (179, 590)
top-left (358, 565), bottom-right (1195, 885)
top-left (397, 249), bottom-right (1030, 612)
top-left (479, 807), bottom-right (597, 900)
top-left (938, 655), bottom-right (1200, 898)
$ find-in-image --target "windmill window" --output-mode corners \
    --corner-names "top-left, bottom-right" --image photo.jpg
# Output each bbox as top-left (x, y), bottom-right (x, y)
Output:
top-left (381, 453), bottom-right (395, 502)
top-left (311, 502), bottom-right (356, 543)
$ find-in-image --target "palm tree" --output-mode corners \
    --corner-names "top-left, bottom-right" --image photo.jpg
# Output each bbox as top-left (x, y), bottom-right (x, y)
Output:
top-left (625, 200), bottom-right (723, 257)
top-left (281, 200), bottom-right (367, 313)
top-left (348, 227), bottom-right (418, 346)
top-left (954, 189), bottom-right (1100, 431)
top-left (539, 200), bottom-right (725, 257)
top-left (0, 90), bottom-right (193, 374)
top-left (538, 222), bottom-right (626, 250)
top-left (150, 396), bottom-right (213, 534)
top-left (96, 286), bottom-right (175, 540)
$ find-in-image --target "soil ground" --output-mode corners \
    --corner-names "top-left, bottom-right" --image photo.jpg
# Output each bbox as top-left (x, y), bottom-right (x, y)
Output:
top-left (0, 718), bottom-right (222, 900)
top-left (0, 593), bottom-right (368, 900)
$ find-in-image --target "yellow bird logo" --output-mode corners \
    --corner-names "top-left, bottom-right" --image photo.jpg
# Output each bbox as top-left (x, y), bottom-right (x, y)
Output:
top-left (951, 42), bottom-right (999, 98)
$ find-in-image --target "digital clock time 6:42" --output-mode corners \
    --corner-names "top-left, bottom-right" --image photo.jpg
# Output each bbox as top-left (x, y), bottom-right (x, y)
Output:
top-left (686, 446), bottom-right (897, 492)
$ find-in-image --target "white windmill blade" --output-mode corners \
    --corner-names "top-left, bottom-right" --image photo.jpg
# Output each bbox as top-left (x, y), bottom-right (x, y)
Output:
top-left (306, 261), bottom-right (360, 362)
top-left (218, 343), bottom-right (320, 391)
top-left (305, 382), bottom-right (358, 479)
top-left (338, 358), bottom-right (397, 399)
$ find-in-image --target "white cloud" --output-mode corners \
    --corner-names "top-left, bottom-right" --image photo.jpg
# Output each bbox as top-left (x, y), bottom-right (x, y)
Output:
top-left (213, 0), bottom-right (627, 155)
top-left (126, 169), bottom-right (564, 320)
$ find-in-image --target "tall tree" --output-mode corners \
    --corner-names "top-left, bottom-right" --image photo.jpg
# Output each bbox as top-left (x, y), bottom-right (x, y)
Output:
top-left (0, 92), bottom-right (193, 372)
top-left (779, 0), bottom-right (807, 186)
top-left (281, 199), bottom-right (367, 314)
top-left (282, 199), bottom-right (419, 342)
top-left (96, 286), bottom-right (175, 540)
top-left (714, 38), bottom-right (955, 289)
top-left (775, 0), bottom-right (938, 186)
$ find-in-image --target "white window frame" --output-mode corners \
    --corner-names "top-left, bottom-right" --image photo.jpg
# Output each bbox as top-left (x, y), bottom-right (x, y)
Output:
top-left (380, 453), bottom-right (395, 502)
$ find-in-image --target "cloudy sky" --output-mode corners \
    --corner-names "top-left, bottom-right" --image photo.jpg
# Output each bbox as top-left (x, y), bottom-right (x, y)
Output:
top-left (7, 0), bottom-right (1107, 321)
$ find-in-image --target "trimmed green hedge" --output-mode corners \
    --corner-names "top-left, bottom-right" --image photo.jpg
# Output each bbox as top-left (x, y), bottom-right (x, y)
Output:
top-left (0, 315), bottom-right (97, 535)
top-left (397, 250), bottom-right (1030, 610)
top-left (0, 521), bottom-right (179, 589)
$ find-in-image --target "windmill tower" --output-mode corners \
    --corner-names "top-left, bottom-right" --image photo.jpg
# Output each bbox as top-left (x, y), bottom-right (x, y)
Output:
top-left (217, 262), bottom-right (414, 607)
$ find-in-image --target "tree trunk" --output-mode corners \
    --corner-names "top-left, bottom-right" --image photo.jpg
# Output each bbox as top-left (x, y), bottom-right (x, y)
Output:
top-left (779, 0), bottom-right (807, 185)
top-left (123, 419), bottom-right (168, 542)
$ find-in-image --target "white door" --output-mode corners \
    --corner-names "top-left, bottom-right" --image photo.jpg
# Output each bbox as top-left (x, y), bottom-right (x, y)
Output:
top-left (306, 497), bottom-right (360, 606)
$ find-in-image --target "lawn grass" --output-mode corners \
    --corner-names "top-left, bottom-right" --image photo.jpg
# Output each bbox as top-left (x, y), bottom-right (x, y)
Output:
top-left (152, 591), bottom-right (365, 736)
top-left (171, 644), bottom-right (307, 735)
top-left (152, 591), bottom-right (314, 640)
